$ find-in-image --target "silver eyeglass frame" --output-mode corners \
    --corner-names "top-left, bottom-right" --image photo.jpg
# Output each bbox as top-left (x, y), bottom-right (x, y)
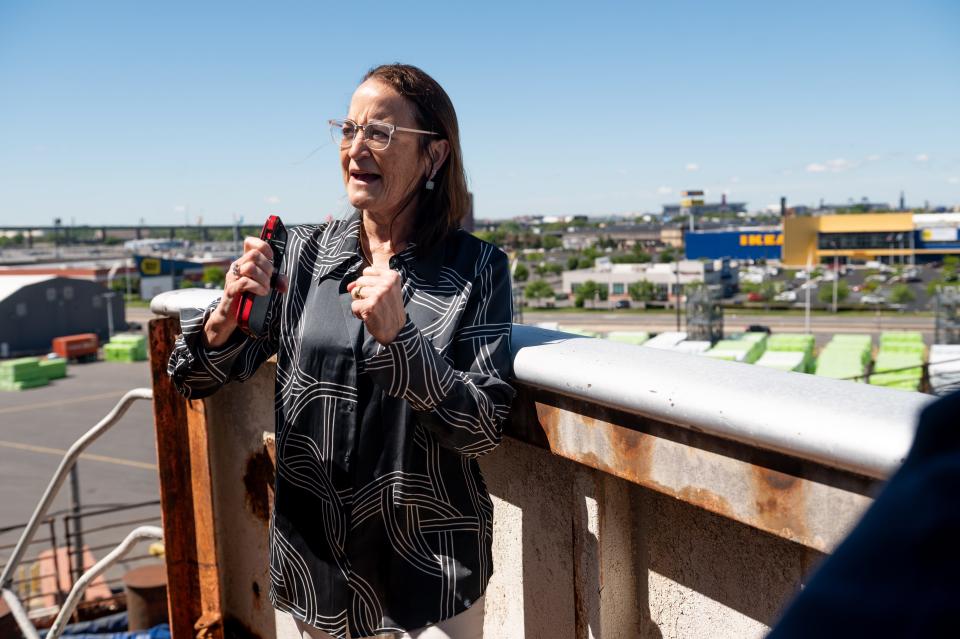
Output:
top-left (329, 118), bottom-right (438, 151)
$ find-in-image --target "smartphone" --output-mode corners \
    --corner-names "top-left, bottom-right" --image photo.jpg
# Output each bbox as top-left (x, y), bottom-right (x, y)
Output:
top-left (236, 215), bottom-right (287, 338)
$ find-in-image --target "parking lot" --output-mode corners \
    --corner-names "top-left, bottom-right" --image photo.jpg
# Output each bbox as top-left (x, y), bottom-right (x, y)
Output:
top-left (0, 358), bottom-right (160, 598)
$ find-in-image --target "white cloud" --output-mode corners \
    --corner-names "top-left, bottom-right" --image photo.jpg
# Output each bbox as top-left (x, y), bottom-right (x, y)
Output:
top-left (656, 186), bottom-right (673, 195)
top-left (729, 176), bottom-right (740, 183)
top-left (915, 153), bottom-right (929, 162)
top-left (685, 163), bottom-right (700, 172)
top-left (265, 195), bottom-right (281, 204)
top-left (806, 158), bottom-right (855, 173)
top-left (173, 204), bottom-right (187, 212)
top-left (866, 154), bottom-right (881, 161)
top-left (826, 158), bottom-right (854, 172)
top-left (948, 176), bottom-right (960, 184)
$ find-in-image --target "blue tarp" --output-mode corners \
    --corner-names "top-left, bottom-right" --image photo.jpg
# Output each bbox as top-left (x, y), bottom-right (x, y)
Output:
top-left (49, 628), bottom-right (170, 639)
top-left (37, 612), bottom-right (170, 639)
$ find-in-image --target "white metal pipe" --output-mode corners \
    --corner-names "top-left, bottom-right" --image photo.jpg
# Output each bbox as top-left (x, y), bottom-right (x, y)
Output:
top-left (1, 588), bottom-right (41, 639)
top-left (0, 389), bottom-right (153, 591)
top-left (46, 526), bottom-right (163, 639)
top-left (512, 325), bottom-right (933, 479)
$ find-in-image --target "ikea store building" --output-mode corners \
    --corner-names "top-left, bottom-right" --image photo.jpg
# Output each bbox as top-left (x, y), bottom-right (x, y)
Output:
top-left (684, 213), bottom-right (960, 267)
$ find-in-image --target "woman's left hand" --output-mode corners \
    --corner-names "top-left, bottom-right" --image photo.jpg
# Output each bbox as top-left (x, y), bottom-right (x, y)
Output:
top-left (347, 266), bottom-right (406, 345)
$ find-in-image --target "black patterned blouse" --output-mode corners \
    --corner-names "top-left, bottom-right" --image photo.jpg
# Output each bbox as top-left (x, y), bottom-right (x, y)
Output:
top-left (167, 211), bottom-right (515, 638)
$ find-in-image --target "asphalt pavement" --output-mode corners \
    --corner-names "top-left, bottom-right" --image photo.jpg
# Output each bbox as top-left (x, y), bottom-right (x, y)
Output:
top-left (0, 358), bottom-right (159, 595)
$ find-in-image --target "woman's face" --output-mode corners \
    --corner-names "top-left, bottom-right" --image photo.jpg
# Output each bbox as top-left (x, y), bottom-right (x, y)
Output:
top-left (341, 78), bottom-right (430, 217)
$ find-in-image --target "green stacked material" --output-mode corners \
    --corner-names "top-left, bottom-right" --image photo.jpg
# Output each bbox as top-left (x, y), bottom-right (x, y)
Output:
top-left (755, 351), bottom-right (807, 372)
top-left (878, 332), bottom-right (925, 356)
top-left (105, 343), bottom-right (143, 362)
top-left (604, 331), bottom-right (650, 345)
top-left (703, 348), bottom-right (744, 362)
top-left (0, 357), bottom-right (49, 391)
top-left (880, 331), bottom-right (924, 346)
top-left (37, 357), bottom-right (68, 380)
top-left (109, 334), bottom-right (148, 359)
top-left (705, 337), bottom-right (765, 363)
top-left (767, 333), bottom-right (816, 373)
top-left (815, 335), bottom-right (872, 381)
top-left (105, 334), bottom-right (148, 362)
top-left (870, 334), bottom-right (925, 391)
top-left (737, 332), bottom-right (769, 346)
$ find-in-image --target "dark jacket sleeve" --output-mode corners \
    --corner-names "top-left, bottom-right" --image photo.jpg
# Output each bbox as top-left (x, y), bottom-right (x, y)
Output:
top-left (166, 293), bottom-right (282, 400)
top-left (767, 390), bottom-right (960, 638)
top-left (363, 249), bottom-right (516, 458)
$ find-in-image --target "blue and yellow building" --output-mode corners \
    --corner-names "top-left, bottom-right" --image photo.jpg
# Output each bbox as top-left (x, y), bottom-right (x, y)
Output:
top-left (685, 213), bottom-right (960, 266)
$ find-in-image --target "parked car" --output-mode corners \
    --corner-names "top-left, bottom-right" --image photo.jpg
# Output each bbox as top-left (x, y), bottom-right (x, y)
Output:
top-left (614, 300), bottom-right (630, 309)
top-left (774, 290), bottom-right (797, 302)
top-left (747, 292), bottom-right (765, 302)
top-left (860, 294), bottom-right (886, 305)
top-left (746, 324), bottom-right (772, 334)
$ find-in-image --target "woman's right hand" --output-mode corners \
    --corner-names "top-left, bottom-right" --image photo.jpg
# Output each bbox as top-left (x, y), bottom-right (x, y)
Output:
top-left (204, 237), bottom-right (287, 348)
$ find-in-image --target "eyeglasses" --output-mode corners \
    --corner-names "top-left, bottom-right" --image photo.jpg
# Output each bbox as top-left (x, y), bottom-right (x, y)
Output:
top-left (329, 118), bottom-right (437, 151)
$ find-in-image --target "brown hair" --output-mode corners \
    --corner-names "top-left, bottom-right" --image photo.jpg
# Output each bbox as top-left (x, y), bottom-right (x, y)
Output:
top-left (362, 63), bottom-right (469, 253)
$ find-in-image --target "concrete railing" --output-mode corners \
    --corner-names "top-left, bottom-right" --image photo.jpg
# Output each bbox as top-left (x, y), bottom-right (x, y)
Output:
top-left (148, 289), bottom-right (932, 638)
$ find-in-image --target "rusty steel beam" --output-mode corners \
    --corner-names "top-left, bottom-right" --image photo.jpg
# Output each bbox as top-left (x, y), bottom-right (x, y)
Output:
top-left (505, 385), bottom-right (878, 553)
top-left (148, 317), bottom-right (224, 639)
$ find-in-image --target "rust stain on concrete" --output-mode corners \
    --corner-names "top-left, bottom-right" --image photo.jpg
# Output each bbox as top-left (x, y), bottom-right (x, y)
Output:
top-left (243, 446), bottom-right (276, 523)
top-left (535, 401), bottom-right (657, 489)
top-left (530, 392), bottom-right (821, 549)
top-left (751, 466), bottom-right (808, 542)
top-left (678, 486), bottom-right (736, 520)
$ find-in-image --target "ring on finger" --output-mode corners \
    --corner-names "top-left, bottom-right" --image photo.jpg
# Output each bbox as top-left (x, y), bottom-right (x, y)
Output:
top-left (232, 262), bottom-right (241, 278)
top-left (352, 285), bottom-right (363, 300)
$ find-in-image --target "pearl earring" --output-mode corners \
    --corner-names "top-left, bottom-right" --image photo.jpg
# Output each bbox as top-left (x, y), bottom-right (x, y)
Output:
top-left (425, 169), bottom-right (437, 191)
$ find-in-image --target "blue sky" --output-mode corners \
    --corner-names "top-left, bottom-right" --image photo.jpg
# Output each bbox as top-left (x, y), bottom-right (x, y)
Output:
top-left (1, 0), bottom-right (957, 225)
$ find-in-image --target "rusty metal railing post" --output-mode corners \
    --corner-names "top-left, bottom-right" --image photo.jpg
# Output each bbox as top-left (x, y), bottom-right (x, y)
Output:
top-left (148, 316), bottom-right (225, 639)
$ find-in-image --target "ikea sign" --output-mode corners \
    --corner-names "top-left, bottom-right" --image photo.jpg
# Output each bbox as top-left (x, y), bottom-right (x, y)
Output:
top-left (685, 231), bottom-right (784, 260)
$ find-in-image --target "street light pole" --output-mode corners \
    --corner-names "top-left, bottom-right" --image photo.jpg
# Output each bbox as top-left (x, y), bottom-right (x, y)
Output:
top-left (832, 241), bottom-right (839, 313)
top-left (675, 259), bottom-right (681, 332)
top-left (804, 251), bottom-right (812, 335)
top-left (104, 292), bottom-right (115, 338)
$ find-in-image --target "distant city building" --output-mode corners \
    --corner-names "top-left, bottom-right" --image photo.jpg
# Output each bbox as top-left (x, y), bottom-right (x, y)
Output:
top-left (662, 201), bottom-right (748, 219)
top-left (562, 259), bottom-right (737, 300)
top-left (560, 224), bottom-right (663, 251)
top-left (782, 212), bottom-right (960, 267)
top-left (817, 199), bottom-right (892, 213)
top-left (135, 255), bottom-right (230, 299)
top-left (124, 238), bottom-right (191, 252)
top-left (660, 227), bottom-right (684, 249)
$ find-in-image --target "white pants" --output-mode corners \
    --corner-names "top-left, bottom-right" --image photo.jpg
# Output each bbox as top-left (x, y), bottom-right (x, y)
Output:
top-left (288, 596), bottom-right (485, 639)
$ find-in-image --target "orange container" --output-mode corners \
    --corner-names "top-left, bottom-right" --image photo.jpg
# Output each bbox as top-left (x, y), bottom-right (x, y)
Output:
top-left (52, 333), bottom-right (99, 360)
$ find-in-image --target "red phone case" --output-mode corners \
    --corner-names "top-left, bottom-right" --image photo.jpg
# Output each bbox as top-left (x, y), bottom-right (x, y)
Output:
top-left (236, 215), bottom-right (286, 337)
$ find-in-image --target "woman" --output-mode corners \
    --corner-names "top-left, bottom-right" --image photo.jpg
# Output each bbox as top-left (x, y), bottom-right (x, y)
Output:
top-left (168, 64), bottom-right (515, 639)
